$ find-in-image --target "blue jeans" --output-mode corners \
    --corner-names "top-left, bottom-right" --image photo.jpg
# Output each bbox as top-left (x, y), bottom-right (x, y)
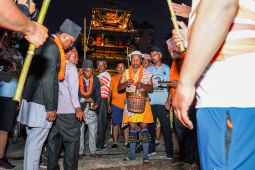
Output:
top-left (197, 107), bottom-right (255, 170)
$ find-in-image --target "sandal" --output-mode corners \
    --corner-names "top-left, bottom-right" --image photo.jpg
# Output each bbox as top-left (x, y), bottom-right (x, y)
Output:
top-left (123, 157), bottom-right (135, 162)
top-left (143, 159), bottom-right (150, 165)
top-left (90, 153), bottom-right (101, 158)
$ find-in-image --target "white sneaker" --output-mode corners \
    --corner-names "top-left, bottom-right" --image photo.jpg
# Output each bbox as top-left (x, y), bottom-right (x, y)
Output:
top-left (148, 151), bottom-right (156, 156)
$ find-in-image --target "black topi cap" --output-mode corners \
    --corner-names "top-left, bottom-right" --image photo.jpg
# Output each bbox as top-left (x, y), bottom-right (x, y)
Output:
top-left (82, 60), bottom-right (93, 68)
top-left (150, 46), bottom-right (162, 53)
top-left (59, 19), bottom-right (81, 39)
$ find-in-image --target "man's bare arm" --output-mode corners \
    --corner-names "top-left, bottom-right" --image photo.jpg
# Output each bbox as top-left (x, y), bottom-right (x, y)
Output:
top-left (165, 88), bottom-right (172, 110)
top-left (108, 90), bottom-right (112, 105)
top-left (0, 0), bottom-right (30, 32)
top-left (172, 2), bottom-right (190, 19)
top-left (173, 0), bottom-right (238, 129)
top-left (118, 71), bottom-right (127, 91)
top-left (0, 0), bottom-right (48, 47)
top-left (179, 0), bottom-right (238, 87)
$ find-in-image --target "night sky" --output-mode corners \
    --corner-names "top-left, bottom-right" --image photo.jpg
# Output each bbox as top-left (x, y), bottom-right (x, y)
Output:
top-left (38, 0), bottom-right (191, 49)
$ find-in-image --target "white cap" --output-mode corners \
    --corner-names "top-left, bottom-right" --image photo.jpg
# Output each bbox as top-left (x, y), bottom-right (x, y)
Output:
top-left (128, 50), bottom-right (144, 58)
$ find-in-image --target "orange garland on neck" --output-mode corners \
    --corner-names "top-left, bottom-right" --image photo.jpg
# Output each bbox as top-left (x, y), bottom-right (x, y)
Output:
top-left (79, 75), bottom-right (93, 96)
top-left (129, 65), bottom-right (143, 86)
top-left (53, 36), bottom-right (66, 80)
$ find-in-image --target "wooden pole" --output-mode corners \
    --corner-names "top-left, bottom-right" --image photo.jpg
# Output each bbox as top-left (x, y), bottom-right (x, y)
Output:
top-left (126, 47), bottom-right (129, 67)
top-left (13, 0), bottom-right (51, 101)
top-left (83, 18), bottom-right (86, 60)
top-left (166, 0), bottom-right (185, 52)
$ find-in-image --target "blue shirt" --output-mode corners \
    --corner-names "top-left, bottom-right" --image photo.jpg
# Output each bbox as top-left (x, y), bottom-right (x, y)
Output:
top-left (0, 72), bottom-right (18, 98)
top-left (146, 64), bottom-right (170, 105)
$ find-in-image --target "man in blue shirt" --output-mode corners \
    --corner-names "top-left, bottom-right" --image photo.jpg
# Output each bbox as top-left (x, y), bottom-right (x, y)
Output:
top-left (146, 47), bottom-right (173, 159)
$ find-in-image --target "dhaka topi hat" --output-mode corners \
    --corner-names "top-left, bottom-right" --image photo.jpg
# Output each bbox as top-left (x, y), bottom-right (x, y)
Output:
top-left (82, 59), bottom-right (93, 68)
top-left (60, 19), bottom-right (81, 39)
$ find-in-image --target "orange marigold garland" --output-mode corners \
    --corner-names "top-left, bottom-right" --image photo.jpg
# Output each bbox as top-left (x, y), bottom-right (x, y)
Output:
top-left (52, 35), bottom-right (66, 80)
top-left (129, 65), bottom-right (143, 86)
top-left (79, 75), bottom-right (93, 96)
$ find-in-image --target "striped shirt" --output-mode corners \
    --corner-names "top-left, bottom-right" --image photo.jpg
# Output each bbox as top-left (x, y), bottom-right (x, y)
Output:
top-left (97, 71), bottom-right (111, 98)
top-left (188, 0), bottom-right (255, 62)
top-left (189, 0), bottom-right (255, 108)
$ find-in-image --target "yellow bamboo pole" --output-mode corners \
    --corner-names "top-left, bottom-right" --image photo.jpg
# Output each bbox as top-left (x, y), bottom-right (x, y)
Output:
top-left (126, 47), bottom-right (129, 67)
top-left (166, 0), bottom-right (185, 52)
top-left (13, 0), bottom-right (51, 102)
top-left (83, 18), bottom-right (86, 60)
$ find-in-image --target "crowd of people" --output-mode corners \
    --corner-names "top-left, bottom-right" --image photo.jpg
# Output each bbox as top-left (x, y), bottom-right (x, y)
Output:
top-left (0, 0), bottom-right (47, 169)
top-left (1, 0), bottom-right (255, 170)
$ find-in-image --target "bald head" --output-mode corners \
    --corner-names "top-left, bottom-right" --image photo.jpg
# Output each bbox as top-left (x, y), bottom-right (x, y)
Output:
top-left (66, 48), bottom-right (78, 65)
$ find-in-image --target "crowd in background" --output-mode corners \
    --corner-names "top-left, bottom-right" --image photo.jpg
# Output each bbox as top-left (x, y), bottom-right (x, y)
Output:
top-left (0, 0), bottom-right (200, 169)
top-left (2, 0), bottom-right (254, 170)
top-left (0, 0), bottom-right (41, 169)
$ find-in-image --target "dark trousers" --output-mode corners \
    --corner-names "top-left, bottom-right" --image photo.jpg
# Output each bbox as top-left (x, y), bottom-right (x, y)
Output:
top-left (0, 96), bottom-right (17, 131)
top-left (148, 105), bottom-right (173, 157)
top-left (174, 105), bottom-right (199, 163)
top-left (96, 98), bottom-right (108, 148)
top-left (48, 114), bottom-right (80, 170)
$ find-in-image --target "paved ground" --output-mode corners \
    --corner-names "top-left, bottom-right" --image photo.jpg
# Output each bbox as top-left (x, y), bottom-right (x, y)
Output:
top-left (5, 127), bottom-right (189, 170)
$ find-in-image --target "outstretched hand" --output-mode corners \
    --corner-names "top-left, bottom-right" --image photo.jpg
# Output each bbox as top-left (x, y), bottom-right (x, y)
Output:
top-left (172, 21), bottom-right (188, 49)
top-left (172, 3), bottom-right (191, 19)
top-left (24, 21), bottom-right (48, 48)
top-left (172, 82), bottom-right (195, 129)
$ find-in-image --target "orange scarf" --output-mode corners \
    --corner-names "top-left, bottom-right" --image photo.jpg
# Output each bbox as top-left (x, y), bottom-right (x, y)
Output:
top-left (79, 75), bottom-right (93, 96)
top-left (52, 35), bottom-right (66, 80)
top-left (129, 65), bottom-right (143, 86)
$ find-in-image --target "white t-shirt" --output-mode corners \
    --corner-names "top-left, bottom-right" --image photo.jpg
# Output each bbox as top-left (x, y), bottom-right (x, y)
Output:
top-left (196, 53), bottom-right (255, 108)
top-left (189, 0), bottom-right (255, 108)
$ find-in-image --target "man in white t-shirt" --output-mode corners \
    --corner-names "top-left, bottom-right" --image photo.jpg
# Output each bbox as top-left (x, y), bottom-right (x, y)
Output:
top-left (173, 0), bottom-right (255, 169)
top-left (96, 59), bottom-right (111, 151)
